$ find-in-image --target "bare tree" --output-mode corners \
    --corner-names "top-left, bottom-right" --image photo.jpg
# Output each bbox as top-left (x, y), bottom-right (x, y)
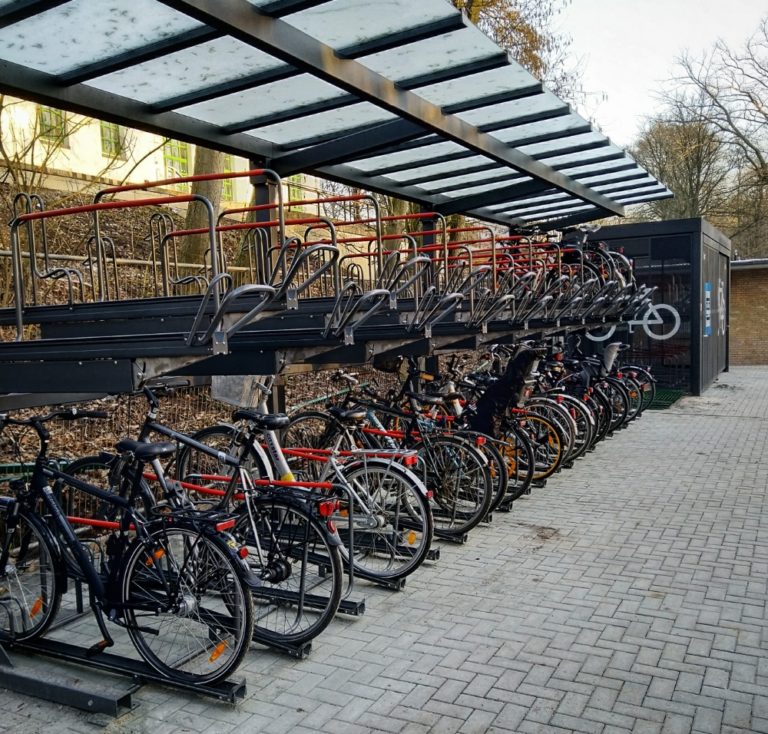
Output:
top-left (631, 95), bottom-right (730, 221)
top-left (670, 16), bottom-right (768, 255)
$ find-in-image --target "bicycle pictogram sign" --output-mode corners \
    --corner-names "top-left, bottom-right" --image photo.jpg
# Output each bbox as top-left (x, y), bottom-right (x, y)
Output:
top-left (586, 303), bottom-right (681, 342)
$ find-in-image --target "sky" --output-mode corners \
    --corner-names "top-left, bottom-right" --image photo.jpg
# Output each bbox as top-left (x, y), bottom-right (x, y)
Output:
top-left (554, 0), bottom-right (768, 147)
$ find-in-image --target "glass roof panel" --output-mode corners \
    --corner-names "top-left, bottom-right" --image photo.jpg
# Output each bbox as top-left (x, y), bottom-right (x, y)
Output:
top-left (577, 168), bottom-right (643, 184)
top-left (387, 156), bottom-right (493, 183)
top-left (595, 176), bottom-right (655, 191)
top-left (485, 192), bottom-right (569, 211)
top-left (282, 0), bottom-right (457, 50)
top-left (178, 74), bottom-right (346, 127)
top-left (617, 192), bottom-right (671, 204)
top-left (428, 171), bottom-right (526, 190)
top-left (520, 132), bottom-right (607, 158)
top-left (241, 103), bottom-right (397, 145)
top-left (490, 115), bottom-right (591, 144)
top-left (0, 0), bottom-right (202, 75)
top-left (90, 37), bottom-right (286, 105)
top-left (364, 26), bottom-right (501, 83)
top-left (521, 205), bottom-right (592, 221)
top-left (423, 179), bottom-right (526, 199)
top-left (540, 145), bottom-right (626, 167)
top-left (352, 142), bottom-right (465, 173)
top-left (456, 91), bottom-right (563, 127)
top-left (413, 57), bottom-right (535, 107)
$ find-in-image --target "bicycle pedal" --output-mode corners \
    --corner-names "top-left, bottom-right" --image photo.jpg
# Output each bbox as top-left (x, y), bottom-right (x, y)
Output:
top-left (86, 638), bottom-right (113, 657)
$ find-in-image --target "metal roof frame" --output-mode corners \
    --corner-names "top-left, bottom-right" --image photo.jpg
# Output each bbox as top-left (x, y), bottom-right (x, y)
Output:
top-left (0, 0), bottom-right (672, 225)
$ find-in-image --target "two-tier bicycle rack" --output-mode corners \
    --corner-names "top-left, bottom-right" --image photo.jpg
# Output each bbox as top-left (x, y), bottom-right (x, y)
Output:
top-left (0, 0), bottom-right (673, 716)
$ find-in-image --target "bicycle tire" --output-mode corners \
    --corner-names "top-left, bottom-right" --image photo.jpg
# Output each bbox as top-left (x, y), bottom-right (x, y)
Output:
top-left (0, 503), bottom-right (62, 642)
top-left (121, 524), bottom-right (254, 685)
top-left (175, 424), bottom-right (272, 498)
top-left (495, 423), bottom-right (535, 504)
top-left (456, 431), bottom-right (508, 514)
top-left (336, 458), bottom-right (433, 581)
top-left (516, 413), bottom-right (564, 481)
top-left (413, 434), bottom-right (492, 537)
top-left (235, 494), bottom-right (342, 645)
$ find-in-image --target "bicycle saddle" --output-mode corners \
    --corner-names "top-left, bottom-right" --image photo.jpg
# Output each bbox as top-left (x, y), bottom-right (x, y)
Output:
top-left (328, 406), bottom-right (367, 423)
top-left (116, 439), bottom-right (176, 461)
top-left (233, 409), bottom-right (290, 430)
top-left (406, 391), bottom-right (443, 406)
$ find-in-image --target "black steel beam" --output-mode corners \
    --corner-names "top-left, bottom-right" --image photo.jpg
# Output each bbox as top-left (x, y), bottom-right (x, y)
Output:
top-left (350, 122), bottom-right (593, 173)
top-left (441, 83), bottom-right (543, 114)
top-left (535, 208), bottom-right (613, 229)
top-left (153, 16), bottom-right (473, 116)
top-left (430, 172), bottom-right (522, 195)
top-left (406, 161), bottom-right (502, 187)
top-left (0, 0), bottom-right (69, 27)
top-left (259, 0), bottom-right (334, 16)
top-left (338, 14), bottom-right (466, 59)
top-left (272, 119), bottom-right (425, 175)
top-left (150, 64), bottom-right (298, 113)
top-left (399, 52), bottom-right (509, 90)
top-left (366, 105), bottom-right (573, 161)
top-left (157, 0), bottom-right (625, 217)
top-left (222, 92), bottom-right (357, 133)
top-left (437, 179), bottom-right (554, 216)
top-left (0, 60), bottom-right (278, 160)
top-left (403, 141), bottom-right (609, 192)
top-left (56, 27), bottom-right (223, 85)
top-left (597, 180), bottom-right (661, 196)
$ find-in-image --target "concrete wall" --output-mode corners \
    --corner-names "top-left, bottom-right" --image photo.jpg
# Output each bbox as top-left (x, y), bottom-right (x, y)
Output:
top-left (730, 267), bottom-right (768, 365)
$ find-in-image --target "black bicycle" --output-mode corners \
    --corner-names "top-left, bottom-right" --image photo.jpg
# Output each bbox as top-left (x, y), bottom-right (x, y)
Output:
top-left (0, 408), bottom-right (255, 685)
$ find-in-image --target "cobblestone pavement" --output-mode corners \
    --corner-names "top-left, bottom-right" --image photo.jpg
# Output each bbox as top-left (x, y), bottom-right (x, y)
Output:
top-left (3, 367), bottom-right (768, 734)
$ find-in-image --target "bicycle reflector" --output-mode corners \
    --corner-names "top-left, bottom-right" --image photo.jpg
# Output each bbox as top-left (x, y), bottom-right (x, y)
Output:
top-left (475, 435), bottom-right (486, 446)
top-left (215, 518), bottom-right (236, 532)
top-left (238, 546), bottom-right (249, 559)
top-left (318, 500), bottom-right (339, 517)
top-left (402, 454), bottom-right (417, 466)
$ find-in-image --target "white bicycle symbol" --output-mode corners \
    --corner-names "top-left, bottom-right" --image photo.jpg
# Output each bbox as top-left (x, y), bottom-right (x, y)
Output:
top-left (586, 303), bottom-right (681, 342)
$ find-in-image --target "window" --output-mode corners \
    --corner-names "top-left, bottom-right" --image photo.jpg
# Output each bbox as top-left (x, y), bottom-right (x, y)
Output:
top-left (222, 154), bottom-right (234, 201)
top-left (287, 175), bottom-right (303, 209)
top-left (38, 106), bottom-right (69, 147)
top-left (100, 121), bottom-right (126, 160)
top-left (163, 140), bottom-right (190, 188)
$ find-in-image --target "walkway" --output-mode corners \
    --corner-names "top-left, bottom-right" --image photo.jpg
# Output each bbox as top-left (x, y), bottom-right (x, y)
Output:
top-left (3, 367), bottom-right (768, 734)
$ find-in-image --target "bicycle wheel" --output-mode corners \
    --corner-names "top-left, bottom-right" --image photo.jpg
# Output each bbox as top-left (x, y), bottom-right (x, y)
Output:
top-left (337, 458), bottom-right (433, 581)
top-left (0, 504), bottom-right (61, 642)
top-left (525, 398), bottom-right (576, 462)
top-left (621, 376), bottom-right (643, 422)
top-left (64, 454), bottom-right (156, 518)
top-left (626, 367), bottom-right (656, 413)
top-left (235, 494), bottom-right (342, 645)
top-left (599, 380), bottom-right (629, 433)
top-left (516, 413), bottom-right (564, 482)
top-left (456, 431), bottom-right (508, 514)
top-left (176, 424), bottom-right (272, 502)
top-left (495, 423), bottom-right (535, 505)
top-left (415, 434), bottom-right (492, 537)
top-left (122, 525), bottom-right (254, 685)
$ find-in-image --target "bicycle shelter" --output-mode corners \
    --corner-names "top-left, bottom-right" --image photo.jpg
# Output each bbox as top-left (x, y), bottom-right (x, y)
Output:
top-left (0, 0), bottom-right (683, 715)
top-left (0, 0), bottom-right (673, 409)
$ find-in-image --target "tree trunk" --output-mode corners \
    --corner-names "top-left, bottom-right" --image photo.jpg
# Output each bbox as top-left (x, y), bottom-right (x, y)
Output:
top-left (180, 145), bottom-right (224, 266)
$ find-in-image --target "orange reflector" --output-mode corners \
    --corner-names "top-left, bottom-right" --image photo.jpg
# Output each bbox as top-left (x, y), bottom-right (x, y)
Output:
top-left (209, 641), bottom-right (228, 662)
top-left (29, 598), bottom-right (42, 619)
top-left (339, 508), bottom-right (349, 518)
top-left (146, 548), bottom-right (165, 566)
top-left (407, 530), bottom-right (417, 545)
top-left (215, 518), bottom-right (236, 532)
